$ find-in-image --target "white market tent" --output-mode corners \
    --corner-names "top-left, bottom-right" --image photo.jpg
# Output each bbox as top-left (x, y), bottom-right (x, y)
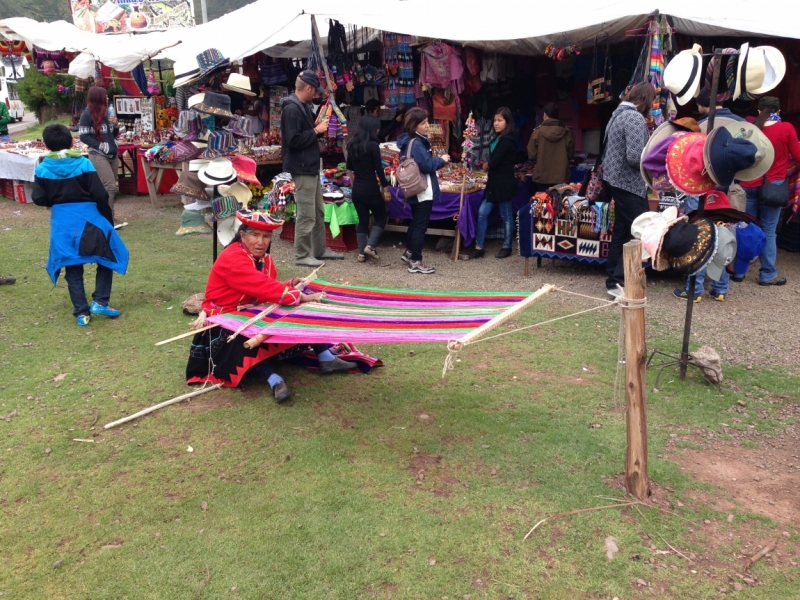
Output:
top-left (1, 0), bottom-right (798, 73)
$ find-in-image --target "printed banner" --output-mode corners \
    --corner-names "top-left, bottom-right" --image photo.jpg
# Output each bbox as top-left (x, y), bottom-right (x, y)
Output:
top-left (71, 0), bottom-right (195, 34)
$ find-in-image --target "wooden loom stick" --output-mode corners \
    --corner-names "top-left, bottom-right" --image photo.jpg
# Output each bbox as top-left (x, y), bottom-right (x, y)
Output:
top-left (442, 284), bottom-right (556, 377)
top-left (227, 263), bottom-right (324, 344)
top-left (450, 174), bottom-right (467, 262)
top-left (155, 323), bottom-right (218, 346)
top-left (103, 384), bottom-right (224, 429)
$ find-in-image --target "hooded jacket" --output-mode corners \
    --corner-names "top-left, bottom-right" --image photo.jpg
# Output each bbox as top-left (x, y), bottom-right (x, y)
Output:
top-left (32, 156), bottom-right (128, 283)
top-left (396, 132), bottom-right (447, 203)
top-left (527, 119), bottom-right (575, 184)
top-left (280, 94), bottom-right (321, 176)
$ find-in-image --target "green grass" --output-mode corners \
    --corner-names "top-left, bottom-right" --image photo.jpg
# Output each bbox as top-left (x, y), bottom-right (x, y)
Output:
top-left (13, 116), bottom-right (72, 142)
top-left (1, 199), bottom-right (798, 599)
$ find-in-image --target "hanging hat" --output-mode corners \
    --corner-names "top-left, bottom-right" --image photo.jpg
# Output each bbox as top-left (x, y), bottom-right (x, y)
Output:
top-left (218, 180), bottom-right (253, 206)
top-left (198, 157), bottom-right (237, 186)
top-left (230, 155), bottom-right (260, 185)
top-left (224, 115), bottom-right (255, 138)
top-left (733, 43), bottom-right (766, 101)
top-left (750, 46), bottom-right (786, 95)
top-left (640, 120), bottom-right (694, 191)
top-left (196, 48), bottom-right (229, 75)
top-left (632, 206), bottom-right (680, 262)
top-left (665, 132), bottom-right (716, 195)
top-left (194, 92), bottom-right (234, 118)
top-left (664, 44), bottom-right (703, 105)
top-left (184, 199), bottom-right (212, 211)
top-left (187, 93), bottom-right (205, 109)
top-left (176, 208), bottom-right (212, 236)
top-left (704, 122), bottom-right (773, 187)
top-left (222, 72), bottom-right (256, 96)
top-left (212, 196), bottom-right (241, 220)
top-left (236, 209), bottom-right (284, 232)
top-left (698, 115), bottom-right (740, 134)
top-left (706, 225), bottom-right (737, 282)
top-left (662, 218), bottom-right (718, 276)
top-left (674, 117), bottom-right (701, 133)
top-left (216, 215), bottom-right (240, 246)
top-left (170, 171), bottom-right (210, 199)
top-left (201, 130), bottom-right (237, 158)
top-left (173, 56), bottom-right (202, 88)
top-left (730, 222), bottom-right (766, 276)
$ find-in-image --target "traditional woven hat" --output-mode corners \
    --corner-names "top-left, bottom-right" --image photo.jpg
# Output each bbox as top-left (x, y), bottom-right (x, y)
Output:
top-left (194, 92), bottom-right (234, 118)
top-left (734, 43), bottom-right (766, 101)
top-left (665, 132), bottom-right (715, 195)
top-left (198, 157), bottom-right (237, 186)
top-left (212, 196), bottom-right (240, 220)
top-left (201, 130), bottom-right (237, 159)
top-left (704, 122), bottom-right (773, 187)
top-left (230, 155), bottom-right (260, 185)
top-left (664, 44), bottom-right (703, 105)
top-left (222, 72), bottom-right (256, 96)
top-left (170, 171), bottom-right (210, 199)
top-left (224, 115), bottom-right (255, 138)
top-left (236, 209), bottom-right (284, 232)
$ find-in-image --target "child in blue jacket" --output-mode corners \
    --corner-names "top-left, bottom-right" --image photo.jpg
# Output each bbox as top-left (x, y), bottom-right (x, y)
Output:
top-left (32, 124), bottom-right (129, 326)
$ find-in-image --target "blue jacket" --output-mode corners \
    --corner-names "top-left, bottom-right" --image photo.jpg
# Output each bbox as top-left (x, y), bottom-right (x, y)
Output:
top-left (396, 132), bottom-right (447, 202)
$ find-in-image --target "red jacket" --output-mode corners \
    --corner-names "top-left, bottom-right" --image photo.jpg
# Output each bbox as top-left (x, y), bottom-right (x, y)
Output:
top-left (741, 122), bottom-right (800, 188)
top-left (202, 242), bottom-right (301, 315)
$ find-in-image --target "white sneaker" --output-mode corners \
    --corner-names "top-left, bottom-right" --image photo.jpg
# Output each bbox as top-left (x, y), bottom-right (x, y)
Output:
top-left (607, 287), bottom-right (622, 298)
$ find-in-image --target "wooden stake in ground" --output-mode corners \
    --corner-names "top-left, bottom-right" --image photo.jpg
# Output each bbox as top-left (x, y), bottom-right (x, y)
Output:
top-left (451, 174), bottom-right (467, 261)
top-left (622, 240), bottom-right (649, 500)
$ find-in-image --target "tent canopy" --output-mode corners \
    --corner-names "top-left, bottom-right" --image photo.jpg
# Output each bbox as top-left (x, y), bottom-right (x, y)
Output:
top-left (0, 0), bottom-right (797, 72)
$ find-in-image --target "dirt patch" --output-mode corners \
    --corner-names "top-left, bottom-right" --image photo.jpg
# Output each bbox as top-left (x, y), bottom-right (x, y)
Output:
top-left (408, 452), bottom-right (460, 497)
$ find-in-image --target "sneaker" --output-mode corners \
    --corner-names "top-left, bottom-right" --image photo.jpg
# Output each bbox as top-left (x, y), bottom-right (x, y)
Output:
top-left (272, 381), bottom-right (291, 403)
top-left (363, 245), bottom-right (379, 259)
top-left (408, 260), bottom-right (435, 274)
top-left (113, 222), bottom-right (128, 230)
top-left (709, 292), bottom-right (726, 302)
top-left (607, 287), bottom-right (623, 298)
top-left (731, 275), bottom-right (745, 283)
top-left (319, 357), bottom-right (358, 374)
top-left (357, 254), bottom-right (366, 263)
top-left (495, 247), bottom-right (512, 259)
top-left (400, 249), bottom-right (412, 263)
top-left (76, 314), bottom-right (91, 326)
top-left (0, 275), bottom-right (15, 285)
top-left (315, 249), bottom-right (344, 260)
top-left (90, 301), bottom-right (121, 318)
top-left (469, 247), bottom-right (485, 259)
top-left (673, 289), bottom-right (702, 303)
top-left (758, 276), bottom-right (787, 286)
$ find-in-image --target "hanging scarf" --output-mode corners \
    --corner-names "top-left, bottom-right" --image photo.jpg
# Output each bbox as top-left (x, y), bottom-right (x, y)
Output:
top-left (767, 113), bottom-right (782, 122)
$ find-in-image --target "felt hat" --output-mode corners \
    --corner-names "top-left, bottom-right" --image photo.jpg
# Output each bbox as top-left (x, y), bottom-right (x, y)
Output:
top-left (236, 209), bottom-right (284, 232)
top-left (674, 117), bottom-right (701, 133)
top-left (218, 181), bottom-right (253, 206)
top-left (198, 157), bottom-right (237, 186)
top-left (664, 44), bottom-right (703, 105)
top-left (750, 46), bottom-right (786, 95)
top-left (222, 72), bottom-right (256, 96)
top-left (704, 122), bottom-right (773, 187)
top-left (640, 120), bottom-right (693, 190)
top-left (194, 92), bottom-right (234, 118)
top-left (663, 217), bottom-right (718, 276)
top-left (706, 224), bottom-right (737, 282)
top-left (230, 155), bottom-right (260, 185)
top-left (212, 196), bottom-right (241, 220)
top-left (665, 132), bottom-right (716, 195)
top-left (298, 69), bottom-right (324, 94)
top-left (216, 215), bottom-right (240, 246)
top-left (632, 206), bottom-right (680, 261)
top-left (733, 43), bottom-right (766, 101)
top-left (730, 222), bottom-right (766, 276)
top-left (170, 171), bottom-right (210, 199)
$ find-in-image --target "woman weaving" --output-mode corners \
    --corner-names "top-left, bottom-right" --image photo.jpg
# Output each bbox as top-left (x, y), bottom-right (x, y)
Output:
top-left (186, 210), bottom-right (371, 404)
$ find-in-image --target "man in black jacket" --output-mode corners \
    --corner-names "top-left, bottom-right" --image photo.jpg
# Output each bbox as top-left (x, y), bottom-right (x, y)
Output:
top-left (281, 71), bottom-right (342, 266)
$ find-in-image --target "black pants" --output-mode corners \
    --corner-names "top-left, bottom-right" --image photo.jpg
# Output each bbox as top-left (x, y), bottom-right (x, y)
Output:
top-left (352, 188), bottom-right (387, 235)
top-left (405, 200), bottom-right (433, 261)
top-left (64, 264), bottom-right (113, 317)
top-left (606, 186), bottom-right (650, 290)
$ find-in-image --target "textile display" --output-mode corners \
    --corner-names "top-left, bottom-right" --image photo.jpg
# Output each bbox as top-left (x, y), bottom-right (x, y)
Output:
top-left (205, 280), bottom-right (533, 345)
top-left (0, 152), bottom-right (40, 182)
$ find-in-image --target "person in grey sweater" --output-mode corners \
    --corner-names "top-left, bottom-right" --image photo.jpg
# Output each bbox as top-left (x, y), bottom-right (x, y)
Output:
top-left (601, 82), bottom-right (655, 296)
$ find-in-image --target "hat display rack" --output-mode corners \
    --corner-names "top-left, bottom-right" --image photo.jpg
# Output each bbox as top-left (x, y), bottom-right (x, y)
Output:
top-left (649, 47), bottom-right (740, 385)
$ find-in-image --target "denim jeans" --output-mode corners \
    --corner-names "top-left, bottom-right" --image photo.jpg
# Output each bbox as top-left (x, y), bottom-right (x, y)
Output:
top-left (405, 200), bottom-right (433, 261)
top-left (64, 264), bottom-right (113, 317)
top-left (474, 199), bottom-right (514, 249)
top-left (741, 183), bottom-right (784, 282)
top-left (687, 267), bottom-right (729, 296)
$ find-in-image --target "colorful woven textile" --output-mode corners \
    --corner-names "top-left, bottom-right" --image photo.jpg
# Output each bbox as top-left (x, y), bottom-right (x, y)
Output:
top-left (205, 280), bottom-right (531, 344)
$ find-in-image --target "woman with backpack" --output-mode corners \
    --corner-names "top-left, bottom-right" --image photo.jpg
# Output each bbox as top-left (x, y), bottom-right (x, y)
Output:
top-left (396, 108), bottom-right (450, 274)
top-left (346, 115), bottom-right (391, 263)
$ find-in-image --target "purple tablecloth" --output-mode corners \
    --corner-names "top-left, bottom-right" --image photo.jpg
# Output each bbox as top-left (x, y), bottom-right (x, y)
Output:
top-left (388, 178), bottom-right (534, 247)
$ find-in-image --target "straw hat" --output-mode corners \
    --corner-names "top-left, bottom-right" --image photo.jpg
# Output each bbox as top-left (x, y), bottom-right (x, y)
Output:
top-left (222, 72), bottom-right (256, 96)
top-left (218, 181), bottom-right (253, 206)
top-left (188, 93), bottom-right (205, 108)
top-left (733, 43), bottom-right (766, 101)
top-left (216, 215), bottom-right (240, 247)
top-left (664, 44), bottom-right (703, 105)
top-left (750, 46), bottom-right (786, 95)
top-left (198, 157), bottom-right (237, 186)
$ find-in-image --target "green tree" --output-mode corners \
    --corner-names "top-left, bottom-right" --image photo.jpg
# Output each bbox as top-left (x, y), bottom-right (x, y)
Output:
top-left (15, 67), bottom-right (75, 122)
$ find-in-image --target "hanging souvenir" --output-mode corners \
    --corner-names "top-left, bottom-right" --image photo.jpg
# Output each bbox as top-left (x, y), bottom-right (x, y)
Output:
top-left (544, 44), bottom-right (581, 62)
top-left (146, 68), bottom-right (160, 95)
top-left (587, 35), bottom-right (612, 104)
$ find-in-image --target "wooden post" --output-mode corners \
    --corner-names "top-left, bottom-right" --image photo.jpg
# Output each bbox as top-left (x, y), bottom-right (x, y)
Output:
top-left (622, 240), bottom-right (649, 499)
top-left (451, 174), bottom-right (466, 261)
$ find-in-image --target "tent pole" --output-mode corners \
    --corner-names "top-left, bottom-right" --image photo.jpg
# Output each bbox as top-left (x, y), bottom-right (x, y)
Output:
top-left (310, 15), bottom-right (335, 92)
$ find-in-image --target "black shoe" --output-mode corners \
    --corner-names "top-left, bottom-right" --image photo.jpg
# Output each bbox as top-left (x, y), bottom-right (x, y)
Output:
top-left (319, 357), bottom-right (358, 374)
top-left (731, 275), bottom-right (744, 283)
top-left (495, 247), bottom-right (512, 259)
top-left (272, 381), bottom-right (291, 403)
top-left (759, 276), bottom-right (787, 286)
top-left (469, 247), bottom-right (485, 259)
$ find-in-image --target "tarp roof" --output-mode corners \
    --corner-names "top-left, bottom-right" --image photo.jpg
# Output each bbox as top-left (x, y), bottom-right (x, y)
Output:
top-left (0, 0), bottom-right (798, 72)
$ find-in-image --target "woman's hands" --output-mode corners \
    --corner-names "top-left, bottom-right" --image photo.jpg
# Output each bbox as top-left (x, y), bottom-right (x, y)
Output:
top-left (300, 292), bottom-right (326, 303)
top-left (289, 277), bottom-right (304, 288)
top-left (383, 187), bottom-right (392, 202)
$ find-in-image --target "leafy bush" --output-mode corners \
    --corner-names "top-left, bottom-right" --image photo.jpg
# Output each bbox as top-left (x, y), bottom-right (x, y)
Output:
top-left (15, 67), bottom-right (75, 122)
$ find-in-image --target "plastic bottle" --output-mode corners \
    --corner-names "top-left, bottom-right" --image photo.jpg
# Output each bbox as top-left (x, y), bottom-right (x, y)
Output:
top-left (108, 103), bottom-right (115, 119)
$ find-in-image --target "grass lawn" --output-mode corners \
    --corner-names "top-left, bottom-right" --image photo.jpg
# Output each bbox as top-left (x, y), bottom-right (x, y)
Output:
top-left (14, 116), bottom-right (72, 142)
top-left (0, 199), bottom-right (798, 599)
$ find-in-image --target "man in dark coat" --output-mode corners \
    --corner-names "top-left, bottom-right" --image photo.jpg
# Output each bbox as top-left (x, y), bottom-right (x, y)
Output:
top-left (280, 71), bottom-right (343, 266)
